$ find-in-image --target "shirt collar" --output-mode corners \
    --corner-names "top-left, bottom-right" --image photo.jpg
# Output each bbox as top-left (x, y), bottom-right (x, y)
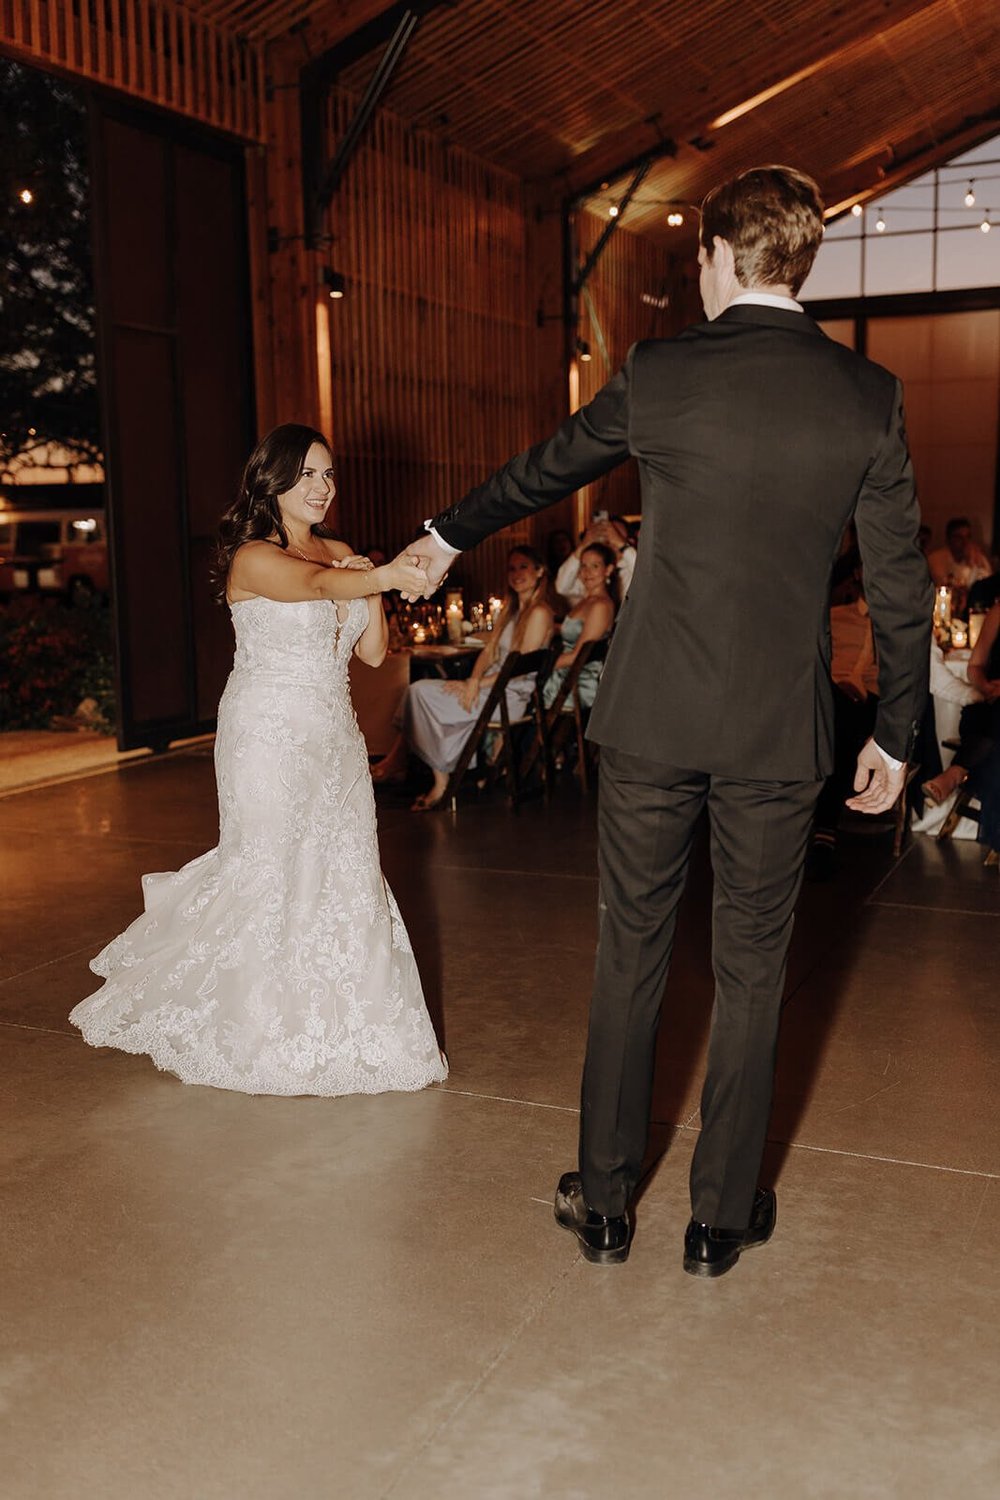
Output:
top-left (729, 292), bottom-right (804, 313)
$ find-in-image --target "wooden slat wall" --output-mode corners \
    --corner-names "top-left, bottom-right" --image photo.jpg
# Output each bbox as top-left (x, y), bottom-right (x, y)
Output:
top-left (325, 91), bottom-right (545, 603)
top-left (573, 209), bottom-right (699, 525)
top-left (256, 70), bottom-right (573, 604)
top-left (0, 0), bottom-right (265, 141)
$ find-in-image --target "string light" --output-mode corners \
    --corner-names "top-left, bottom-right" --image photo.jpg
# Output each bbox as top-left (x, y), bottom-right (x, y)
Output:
top-left (666, 210), bottom-right (684, 227)
top-left (608, 205), bottom-right (619, 218)
top-left (18, 188), bottom-right (33, 205)
top-left (981, 216), bottom-right (992, 234)
top-left (875, 210), bottom-right (886, 233)
top-left (964, 182), bottom-right (976, 207)
top-left (851, 203), bottom-right (863, 217)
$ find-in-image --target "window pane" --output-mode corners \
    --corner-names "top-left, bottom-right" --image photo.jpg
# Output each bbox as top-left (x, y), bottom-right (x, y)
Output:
top-left (800, 238), bottom-right (862, 300)
top-left (936, 227), bottom-right (1000, 290)
top-left (822, 213), bottom-right (860, 242)
top-left (866, 181), bottom-right (935, 235)
top-left (864, 233), bottom-right (934, 295)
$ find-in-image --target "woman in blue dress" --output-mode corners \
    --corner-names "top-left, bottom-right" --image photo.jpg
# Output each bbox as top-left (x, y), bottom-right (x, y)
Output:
top-left (544, 542), bottom-right (618, 713)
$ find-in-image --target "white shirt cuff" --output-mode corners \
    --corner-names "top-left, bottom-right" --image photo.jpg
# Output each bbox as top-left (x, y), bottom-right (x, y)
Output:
top-left (874, 741), bottom-right (904, 772)
top-left (423, 521), bottom-right (461, 557)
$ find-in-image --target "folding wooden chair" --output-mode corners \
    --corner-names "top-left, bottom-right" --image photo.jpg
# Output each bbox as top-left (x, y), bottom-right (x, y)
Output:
top-left (891, 763), bottom-right (922, 858)
top-left (521, 637), bottom-right (609, 794)
top-left (442, 647), bottom-right (551, 813)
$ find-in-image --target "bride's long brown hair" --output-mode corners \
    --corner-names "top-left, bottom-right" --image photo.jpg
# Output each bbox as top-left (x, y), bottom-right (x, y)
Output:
top-left (211, 423), bottom-right (336, 603)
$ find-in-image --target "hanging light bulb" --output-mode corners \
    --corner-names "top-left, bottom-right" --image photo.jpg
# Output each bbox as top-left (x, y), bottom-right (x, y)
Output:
top-left (608, 204), bottom-right (619, 218)
top-left (666, 210), bottom-right (684, 227)
top-left (18, 188), bottom-right (33, 205)
top-left (981, 216), bottom-right (991, 234)
top-left (875, 210), bottom-right (886, 233)
top-left (851, 203), bottom-right (863, 217)
top-left (965, 182), bottom-right (976, 208)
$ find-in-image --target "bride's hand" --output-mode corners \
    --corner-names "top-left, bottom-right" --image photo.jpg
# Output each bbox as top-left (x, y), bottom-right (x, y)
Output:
top-left (332, 554), bottom-right (374, 571)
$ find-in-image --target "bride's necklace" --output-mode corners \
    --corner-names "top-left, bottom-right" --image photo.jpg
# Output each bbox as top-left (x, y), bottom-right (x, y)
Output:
top-left (287, 541), bottom-right (348, 650)
top-left (288, 542), bottom-right (332, 567)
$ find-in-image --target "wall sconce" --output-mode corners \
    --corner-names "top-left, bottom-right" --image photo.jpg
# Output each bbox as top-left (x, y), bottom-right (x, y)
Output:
top-left (576, 338), bottom-right (592, 362)
top-left (322, 268), bottom-right (346, 300)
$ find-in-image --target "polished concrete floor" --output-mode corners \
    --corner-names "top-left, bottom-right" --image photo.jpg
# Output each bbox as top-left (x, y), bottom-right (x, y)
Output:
top-left (2, 750), bottom-right (998, 1499)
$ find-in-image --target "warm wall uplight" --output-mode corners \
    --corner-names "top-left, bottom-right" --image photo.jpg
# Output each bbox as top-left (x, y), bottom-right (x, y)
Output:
top-left (576, 338), bottom-right (592, 362)
top-left (314, 299), bottom-right (333, 441)
top-left (321, 267), bottom-right (346, 300)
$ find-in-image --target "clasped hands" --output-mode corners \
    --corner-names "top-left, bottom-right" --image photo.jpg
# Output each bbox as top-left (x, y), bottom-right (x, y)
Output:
top-left (338, 534), bottom-right (452, 601)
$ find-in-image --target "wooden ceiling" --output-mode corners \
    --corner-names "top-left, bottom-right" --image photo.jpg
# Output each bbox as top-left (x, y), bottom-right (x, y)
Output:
top-left (187, 0), bottom-right (1000, 234)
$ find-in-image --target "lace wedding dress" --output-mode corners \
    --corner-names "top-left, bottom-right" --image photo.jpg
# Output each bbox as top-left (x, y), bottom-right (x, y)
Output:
top-left (70, 596), bottom-right (448, 1096)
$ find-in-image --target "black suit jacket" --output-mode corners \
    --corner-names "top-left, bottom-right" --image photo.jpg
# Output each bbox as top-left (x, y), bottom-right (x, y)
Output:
top-left (431, 304), bottom-right (932, 779)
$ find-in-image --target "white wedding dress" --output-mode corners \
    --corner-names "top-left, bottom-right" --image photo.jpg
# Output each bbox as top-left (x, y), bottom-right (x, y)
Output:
top-left (71, 595), bottom-right (448, 1096)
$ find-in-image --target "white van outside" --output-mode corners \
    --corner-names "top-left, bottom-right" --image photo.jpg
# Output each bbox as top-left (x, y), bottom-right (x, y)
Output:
top-left (0, 507), bottom-right (109, 605)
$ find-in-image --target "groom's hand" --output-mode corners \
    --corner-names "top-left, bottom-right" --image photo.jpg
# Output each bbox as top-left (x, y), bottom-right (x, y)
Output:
top-left (401, 531), bottom-right (457, 601)
top-left (845, 737), bottom-right (906, 816)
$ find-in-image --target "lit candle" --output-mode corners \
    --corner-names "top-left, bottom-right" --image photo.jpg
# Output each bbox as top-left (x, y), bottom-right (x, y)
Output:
top-left (950, 620), bottom-right (968, 649)
top-left (412, 624), bottom-right (427, 644)
top-left (446, 602), bottom-right (463, 643)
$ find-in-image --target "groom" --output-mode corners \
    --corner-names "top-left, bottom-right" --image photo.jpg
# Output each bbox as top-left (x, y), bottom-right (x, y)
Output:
top-left (410, 166), bottom-right (931, 1275)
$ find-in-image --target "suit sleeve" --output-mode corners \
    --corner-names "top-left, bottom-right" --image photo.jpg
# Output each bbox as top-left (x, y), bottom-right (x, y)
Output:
top-left (429, 349), bottom-right (635, 551)
top-left (854, 378), bottom-right (933, 762)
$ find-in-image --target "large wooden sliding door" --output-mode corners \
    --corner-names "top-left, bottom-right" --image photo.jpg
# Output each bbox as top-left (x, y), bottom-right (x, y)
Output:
top-left (91, 101), bottom-right (253, 750)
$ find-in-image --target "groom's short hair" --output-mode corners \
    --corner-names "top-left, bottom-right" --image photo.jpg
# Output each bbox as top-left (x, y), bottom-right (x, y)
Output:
top-left (700, 166), bottom-right (825, 295)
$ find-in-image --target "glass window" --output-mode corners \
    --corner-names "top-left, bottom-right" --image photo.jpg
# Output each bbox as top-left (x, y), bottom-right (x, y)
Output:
top-left (937, 227), bottom-right (1000, 291)
top-left (864, 233), bottom-right (935, 296)
top-left (800, 238), bottom-right (862, 300)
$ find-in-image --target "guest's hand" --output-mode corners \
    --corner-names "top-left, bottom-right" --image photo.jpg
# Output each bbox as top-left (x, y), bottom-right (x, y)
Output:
top-left (332, 554), bottom-right (374, 571)
top-left (445, 678), bottom-right (479, 712)
top-left (845, 738), bottom-right (906, 815)
top-left (401, 532), bottom-right (455, 600)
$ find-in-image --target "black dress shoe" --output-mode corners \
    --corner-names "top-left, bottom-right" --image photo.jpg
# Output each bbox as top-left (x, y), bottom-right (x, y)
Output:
top-left (554, 1172), bottom-right (631, 1265)
top-left (683, 1187), bottom-right (776, 1279)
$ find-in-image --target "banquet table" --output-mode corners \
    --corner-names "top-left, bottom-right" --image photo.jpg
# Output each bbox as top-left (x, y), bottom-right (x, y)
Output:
top-left (349, 643), bottom-right (482, 756)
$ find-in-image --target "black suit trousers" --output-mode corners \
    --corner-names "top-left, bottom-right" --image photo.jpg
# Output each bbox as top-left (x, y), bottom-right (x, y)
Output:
top-left (580, 747), bottom-right (820, 1228)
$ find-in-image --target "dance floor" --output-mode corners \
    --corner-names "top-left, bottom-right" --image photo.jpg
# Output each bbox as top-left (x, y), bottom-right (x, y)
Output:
top-left (3, 749), bottom-right (998, 1499)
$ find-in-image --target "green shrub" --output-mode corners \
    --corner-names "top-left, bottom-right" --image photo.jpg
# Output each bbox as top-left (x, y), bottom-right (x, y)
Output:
top-left (0, 598), bottom-right (116, 731)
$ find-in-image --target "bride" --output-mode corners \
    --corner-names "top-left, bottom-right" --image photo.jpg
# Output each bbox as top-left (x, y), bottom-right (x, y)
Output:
top-left (70, 424), bottom-right (448, 1096)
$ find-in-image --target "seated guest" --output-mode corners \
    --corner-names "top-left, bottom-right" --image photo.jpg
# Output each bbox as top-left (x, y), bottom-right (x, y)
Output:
top-left (543, 542), bottom-right (617, 713)
top-left (927, 516), bottom-right (992, 592)
top-left (923, 600), bottom-right (1000, 806)
top-left (545, 527), bottom-right (575, 579)
top-left (374, 546), bottom-right (557, 811)
top-left (807, 579), bottom-right (880, 879)
top-left (556, 514), bottom-right (635, 603)
top-left (968, 739), bottom-right (1000, 863)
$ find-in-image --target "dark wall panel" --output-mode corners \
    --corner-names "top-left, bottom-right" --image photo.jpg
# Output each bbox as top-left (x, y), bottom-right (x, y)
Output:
top-left (94, 101), bottom-right (252, 748)
top-left (111, 330), bottom-right (189, 724)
